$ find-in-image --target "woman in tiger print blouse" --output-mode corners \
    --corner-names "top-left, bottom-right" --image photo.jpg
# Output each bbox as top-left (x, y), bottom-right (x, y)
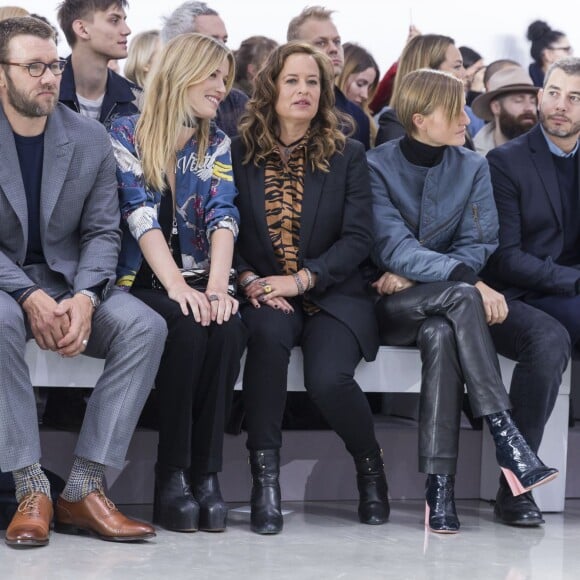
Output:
top-left (231, 41), bottom-right (387, 535)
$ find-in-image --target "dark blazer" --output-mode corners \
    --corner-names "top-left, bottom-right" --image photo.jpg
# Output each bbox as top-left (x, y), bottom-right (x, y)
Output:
top-left (334, 87), bottom-right (371, 150)
top-left (482, 124), bottom-right (580, 299)
top-left (231, 137), bottom-right (379, 361)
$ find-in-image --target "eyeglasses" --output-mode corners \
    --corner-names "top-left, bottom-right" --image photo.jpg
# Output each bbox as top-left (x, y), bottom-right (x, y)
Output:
top-left (0, 59), bottom-right (67, 77)
top-left (550, 45), bottom-right (573, 54)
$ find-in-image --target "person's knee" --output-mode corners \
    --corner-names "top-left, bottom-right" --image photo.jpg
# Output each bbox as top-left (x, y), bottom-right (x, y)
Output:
top-left (305, 366), bottom-right (354, 402)
top-left (449, 282), bottom-right (481, 308)
top-left (520, 317), bottom-right (571, 370)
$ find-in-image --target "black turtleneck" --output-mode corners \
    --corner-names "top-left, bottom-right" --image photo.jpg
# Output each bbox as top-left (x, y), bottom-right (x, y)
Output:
top-left (399, 135), bottom-right (447, 167)
top-left (399, 135), bottom-right (480, 286)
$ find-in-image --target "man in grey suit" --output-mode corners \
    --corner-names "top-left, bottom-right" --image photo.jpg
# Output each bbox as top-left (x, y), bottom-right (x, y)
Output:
top-left (0, 17), bottom-right (166, 547)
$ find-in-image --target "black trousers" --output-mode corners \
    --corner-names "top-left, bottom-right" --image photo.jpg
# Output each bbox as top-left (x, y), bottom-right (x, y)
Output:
top-left (489, 299), bottom-right (570, 453)
top-left (241, 301), bottom-right (378, 458)
top-left (132, 288), bottom-right (247, 473)
top-left (376, 282), bottom-right (511, 474)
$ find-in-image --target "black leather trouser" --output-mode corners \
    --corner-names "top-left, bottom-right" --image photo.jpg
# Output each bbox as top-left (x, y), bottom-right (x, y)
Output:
top-left (376, 282), bottom-right (511, 474)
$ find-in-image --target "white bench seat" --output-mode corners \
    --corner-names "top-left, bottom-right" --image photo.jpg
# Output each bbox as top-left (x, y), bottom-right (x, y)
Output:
top-left (25, 341), bottom-right (570, 512)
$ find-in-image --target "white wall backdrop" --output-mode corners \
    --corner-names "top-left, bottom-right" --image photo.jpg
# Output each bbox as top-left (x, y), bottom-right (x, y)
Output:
top-left (14, 0), bottom-right (580, 76)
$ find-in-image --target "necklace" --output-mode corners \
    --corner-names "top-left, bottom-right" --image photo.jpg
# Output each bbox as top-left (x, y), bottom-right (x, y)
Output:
top-left (276, 135), bottom-right (304, 157)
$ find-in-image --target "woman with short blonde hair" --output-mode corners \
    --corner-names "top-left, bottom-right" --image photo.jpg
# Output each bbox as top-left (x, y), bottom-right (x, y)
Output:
top-left (368, 68), bottom-right (558, 534)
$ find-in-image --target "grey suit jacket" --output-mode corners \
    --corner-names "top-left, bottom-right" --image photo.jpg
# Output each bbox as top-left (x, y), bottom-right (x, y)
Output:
top-left (0, 103), bottom-right (121, 296)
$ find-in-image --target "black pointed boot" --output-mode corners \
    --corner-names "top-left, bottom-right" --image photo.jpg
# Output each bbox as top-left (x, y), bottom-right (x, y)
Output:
top-left (190, 473), bottom-right (228, 532)
top-left (486, 411), bottom-right (558, 496)
top-left (153, 463), bottom-right (199, 532)
top-left (425, 474), bottom-right (460, 533)
top-left (354, 448), bottom-right (390, 525)
top-left (249, 449), bottom-right (283, 535)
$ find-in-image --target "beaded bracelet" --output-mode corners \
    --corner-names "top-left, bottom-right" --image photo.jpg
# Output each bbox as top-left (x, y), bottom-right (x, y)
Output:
top-left (293, 272), bottom-right (305, 295)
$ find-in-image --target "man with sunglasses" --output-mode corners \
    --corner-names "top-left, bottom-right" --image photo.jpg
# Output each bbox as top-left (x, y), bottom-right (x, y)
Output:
top-left (0, 16), bottom-right (167, 547)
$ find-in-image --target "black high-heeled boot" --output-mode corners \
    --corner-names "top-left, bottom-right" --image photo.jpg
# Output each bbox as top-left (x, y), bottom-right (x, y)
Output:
top-left (190, 473), bottom-right (228, 532)
top-left (425, 474), bottom-right (460, 534)
top-left (249, 449), bottom-right (283, 535)
top-left (354, 448), bottom-right (390, 525)
top-left (486, 411), bottom-right (558, 496)
top-left (153, 463), bottom-right (199, 532)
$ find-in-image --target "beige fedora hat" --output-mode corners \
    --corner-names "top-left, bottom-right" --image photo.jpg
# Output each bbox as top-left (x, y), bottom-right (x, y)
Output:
top-left (472, 66), bottom-right (539, 121)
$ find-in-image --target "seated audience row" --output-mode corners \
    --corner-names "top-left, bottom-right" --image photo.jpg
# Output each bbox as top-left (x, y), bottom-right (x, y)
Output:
top-left (0, 0), bottom-right (577, 550)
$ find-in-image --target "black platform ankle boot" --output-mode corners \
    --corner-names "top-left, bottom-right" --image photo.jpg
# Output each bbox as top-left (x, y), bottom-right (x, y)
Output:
top-left (190, 473), bottom-right (228, 532)
top-left (153, 463), bottom-right (199, 532)
top-left (249, 449), bottom-right (283, 535)
top-left (425, 474), bottom-right (460, 534)
top-left (354, 448), bottom-right (390, 525)
top-left (485, 411), bottom-right (558, 496)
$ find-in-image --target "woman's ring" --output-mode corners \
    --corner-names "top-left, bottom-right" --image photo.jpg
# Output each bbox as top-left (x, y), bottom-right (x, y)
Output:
top-left (208, 294), bottom-right (219, 302)
top-left (263, 285), bottom-right (272, 294)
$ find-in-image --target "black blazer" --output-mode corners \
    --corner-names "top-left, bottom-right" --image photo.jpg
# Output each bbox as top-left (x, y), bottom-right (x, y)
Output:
top-left (231, 137), bottom-right (379, 361)
top-left (482, 124), bottom-right (580, 299)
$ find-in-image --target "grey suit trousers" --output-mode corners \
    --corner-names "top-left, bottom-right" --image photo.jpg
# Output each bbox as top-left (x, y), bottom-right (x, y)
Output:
top-left (0, 286), bottom-right (167, 472)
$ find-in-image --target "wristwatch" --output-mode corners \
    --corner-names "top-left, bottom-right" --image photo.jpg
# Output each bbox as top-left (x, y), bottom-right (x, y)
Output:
top-left (77, 289), bottom-right (101, 309)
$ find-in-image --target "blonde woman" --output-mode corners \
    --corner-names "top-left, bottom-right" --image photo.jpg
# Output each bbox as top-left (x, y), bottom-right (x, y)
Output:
top-left (336, 43), bottom-right (380, 146)
top-left (124, 29), bottom-right (161, 88)
top-left (109, 33), bottom-right (246, 533)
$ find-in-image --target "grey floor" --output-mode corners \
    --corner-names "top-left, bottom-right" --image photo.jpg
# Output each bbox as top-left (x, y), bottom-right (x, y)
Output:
top-left (2, 499), bottom-right (580, 580)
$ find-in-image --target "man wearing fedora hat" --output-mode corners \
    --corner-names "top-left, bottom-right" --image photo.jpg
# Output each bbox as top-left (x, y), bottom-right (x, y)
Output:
top-left (472, 66), bottom-right (539, 155)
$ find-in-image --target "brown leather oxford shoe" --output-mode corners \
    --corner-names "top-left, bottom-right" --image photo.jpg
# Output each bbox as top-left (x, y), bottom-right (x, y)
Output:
top-left (54, 490), bottom-right (156, 542)
top-left (5, 492), bottom-right (53, 547)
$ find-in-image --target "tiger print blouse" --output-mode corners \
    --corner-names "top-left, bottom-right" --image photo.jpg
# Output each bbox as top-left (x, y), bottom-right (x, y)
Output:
top-left (264, 138), bottom-right (317, 313)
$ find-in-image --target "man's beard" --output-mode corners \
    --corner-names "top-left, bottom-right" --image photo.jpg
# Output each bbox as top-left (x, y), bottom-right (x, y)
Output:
top-left (498, 108), bottom-right (537, 140)
top-left (5, 72), bottom-right (57, 118)
top-left (540, 109), bottom-right (580, 140)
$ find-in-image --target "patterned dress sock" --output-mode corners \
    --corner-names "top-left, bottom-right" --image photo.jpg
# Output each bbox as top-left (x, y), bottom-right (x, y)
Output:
top-left (61, 456), bottom-right (106, 502)
top-left (12, 462), bottom-right (51, 502)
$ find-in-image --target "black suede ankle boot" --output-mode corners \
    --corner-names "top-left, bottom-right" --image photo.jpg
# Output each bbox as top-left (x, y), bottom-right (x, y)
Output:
top-left (249, 449), bottom-right (283, 535)
top-left (425, 474), bottom-right (460, 533)
top-left (354, 448), bottom-right (390, 525)
top-left (486, 411), bottom-right (558, 496)
top-left (190, 473), bottom-right (228, 532)
top-left (153, 463), bottom-right (199, 532)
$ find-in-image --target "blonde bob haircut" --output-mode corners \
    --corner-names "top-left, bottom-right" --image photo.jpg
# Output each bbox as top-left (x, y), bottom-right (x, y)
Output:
top-left (136, 33), bottom-right (234, 192)
top-left (391, 34), bottom-right (455, 105)
top-left (393, 69), bottom-right (464, 136)
top-left (238, 41), bottom-right (345, 172)
top-left (124, 29), bottom-right (160, 88)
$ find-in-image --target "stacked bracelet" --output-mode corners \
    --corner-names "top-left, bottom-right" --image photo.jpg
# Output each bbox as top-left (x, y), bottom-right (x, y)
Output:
top-left (240, 274), bottom-right (259, 289)
top-left (303, 268), bottom-right (313, 291)
top-left (293, 272), bottom-right (305, 295)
